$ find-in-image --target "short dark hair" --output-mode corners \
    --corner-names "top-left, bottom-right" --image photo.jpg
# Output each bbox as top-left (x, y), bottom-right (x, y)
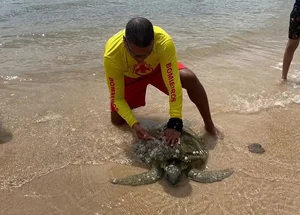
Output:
top-left (125, 17), bottom-right (154, 47)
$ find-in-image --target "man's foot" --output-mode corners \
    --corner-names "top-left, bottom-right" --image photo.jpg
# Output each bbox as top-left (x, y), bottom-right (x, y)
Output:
top-left (204, 125), bottom-right (224, 140)
top-left (204, 124), bottom-right (217, 136)
top-left (202, 125), bottom-right (224, 150)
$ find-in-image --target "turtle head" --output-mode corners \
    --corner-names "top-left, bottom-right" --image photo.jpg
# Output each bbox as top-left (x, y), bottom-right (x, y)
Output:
top-left (164, 164), bottom-right (181, 186)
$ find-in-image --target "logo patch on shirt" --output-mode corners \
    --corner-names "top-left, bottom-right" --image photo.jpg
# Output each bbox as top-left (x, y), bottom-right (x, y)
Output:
top-left (133, 62), bottom-right (153, 76)
top-left (109, 77), bottom-right (119, 111)
top-left (166, 62), bottom-right (176, 102)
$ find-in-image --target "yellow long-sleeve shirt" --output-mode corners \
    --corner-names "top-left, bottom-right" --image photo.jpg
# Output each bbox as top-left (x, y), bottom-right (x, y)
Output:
top-left (103, 26), bottom-right (183, 127)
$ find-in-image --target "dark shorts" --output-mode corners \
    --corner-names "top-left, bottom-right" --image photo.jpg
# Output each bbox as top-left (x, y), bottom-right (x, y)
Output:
top-left (289, 6), bottom-right (300, 39)
top-left (110, 62), bottom-right (186, 112)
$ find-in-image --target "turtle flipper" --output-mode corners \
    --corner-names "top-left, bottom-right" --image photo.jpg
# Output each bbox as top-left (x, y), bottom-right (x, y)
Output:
top-left (110, 166), bottom-right (164, 186)
top-left (188, 168), bottom-right (234, 183)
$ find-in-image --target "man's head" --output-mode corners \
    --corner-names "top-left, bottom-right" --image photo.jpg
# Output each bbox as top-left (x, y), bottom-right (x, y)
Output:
top-left (124, 17), bottom-right (154, 60)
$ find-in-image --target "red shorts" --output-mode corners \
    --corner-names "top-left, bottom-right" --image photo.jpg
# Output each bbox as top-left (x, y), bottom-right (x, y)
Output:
top-left (111, 62), bottom-right (186, 112)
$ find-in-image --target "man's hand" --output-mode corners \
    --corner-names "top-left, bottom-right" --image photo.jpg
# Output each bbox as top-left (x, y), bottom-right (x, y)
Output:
top-left (163, 128), bottom-right (181, 146)
top-left (132, 123), bottom-right (153, 140)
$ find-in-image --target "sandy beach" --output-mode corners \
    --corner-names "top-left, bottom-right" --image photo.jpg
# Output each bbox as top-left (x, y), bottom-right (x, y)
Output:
top-left (1, 102), bottom-right (300, 214)
top-left (1, 0), bottom-right (300, 214)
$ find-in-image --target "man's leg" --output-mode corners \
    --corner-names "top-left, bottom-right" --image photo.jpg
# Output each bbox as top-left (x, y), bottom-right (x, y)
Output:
top-left (149, 63), bottom-right (216, 135)
top-left (111, 112), bottom-right (126, 125)
top-left (282, 39), bottom-right (299, 80)
top-left (179, 68), bottom-right (216, 135)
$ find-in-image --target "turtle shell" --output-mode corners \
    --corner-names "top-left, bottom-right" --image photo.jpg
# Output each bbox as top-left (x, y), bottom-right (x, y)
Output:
top-left (133, 124), bottom-right (208, 166)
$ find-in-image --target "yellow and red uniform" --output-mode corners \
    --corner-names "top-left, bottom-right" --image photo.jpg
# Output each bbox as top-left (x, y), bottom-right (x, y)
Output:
top-left (104, 26), bottom-right (185, 127)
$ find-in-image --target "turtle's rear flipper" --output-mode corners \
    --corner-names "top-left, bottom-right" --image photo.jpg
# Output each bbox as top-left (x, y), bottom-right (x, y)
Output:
top-left (110, 166), bottom-right (164, 186)
top-left (188, 168), bottom-right (234, 183)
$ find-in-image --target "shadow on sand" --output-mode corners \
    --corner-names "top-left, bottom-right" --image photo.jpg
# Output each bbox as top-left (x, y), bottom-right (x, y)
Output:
top-left (0, 122), bottom-right (13, 144)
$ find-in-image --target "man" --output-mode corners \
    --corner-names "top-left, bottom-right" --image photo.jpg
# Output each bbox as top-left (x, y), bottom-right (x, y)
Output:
top-left (103, 17), bottom-right (218, 145)
top-left (282, 0), bottom-right (300, 81)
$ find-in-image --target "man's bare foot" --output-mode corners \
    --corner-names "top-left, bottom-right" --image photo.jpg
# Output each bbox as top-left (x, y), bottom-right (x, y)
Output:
top-left (204, 124), bottom-right (216, 135)
top-left (204, 125), bottom-right (224, 140)
top-left (202, 126), bottom-right (224, 150)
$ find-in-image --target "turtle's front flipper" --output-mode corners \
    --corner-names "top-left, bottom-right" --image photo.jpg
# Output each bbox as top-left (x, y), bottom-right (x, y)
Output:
top-left (110, 166), bottom-right (164, 186)
top-left (188, 168), bottom-right (234, 183)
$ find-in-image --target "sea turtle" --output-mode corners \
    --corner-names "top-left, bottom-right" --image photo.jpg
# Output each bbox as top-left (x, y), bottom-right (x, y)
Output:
top-left (110, 123), bottom-right (234, 186)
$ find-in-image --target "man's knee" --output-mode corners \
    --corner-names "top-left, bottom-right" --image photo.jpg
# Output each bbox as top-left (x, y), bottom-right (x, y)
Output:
top-left (179, 68), bottom-right (199, 89)
top-left (111, 112), bottom-right (126, 126)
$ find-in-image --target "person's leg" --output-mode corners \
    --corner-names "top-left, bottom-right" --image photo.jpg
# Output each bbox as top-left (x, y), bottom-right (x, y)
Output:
top-left (282, 39), bottom-right (299, 80)
top-left (149, 63), bottom-right (216, 135)
top-left (110, 76), bottom-right (148, 126)
top-left (282, 6), bottom-right (300, 80)
top-left (111, 111), bottom-right (126, 125)
top-left (179, 67), bottom-right (216, 135)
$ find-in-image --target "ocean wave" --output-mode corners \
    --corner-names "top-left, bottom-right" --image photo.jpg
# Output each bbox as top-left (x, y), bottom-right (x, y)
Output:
top-left (228, 91), bottom-right (300, 113)
top-left (0, 75), bottom-right (32, 82)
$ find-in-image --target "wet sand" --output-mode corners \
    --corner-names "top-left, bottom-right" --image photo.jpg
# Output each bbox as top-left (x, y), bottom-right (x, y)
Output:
top-left (1, 90), bottom-right (299, 214)
top-left (1, 44), bottom-right (299, 214)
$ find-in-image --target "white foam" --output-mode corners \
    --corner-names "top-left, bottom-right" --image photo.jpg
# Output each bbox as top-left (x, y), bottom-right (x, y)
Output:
top-left (292, 83), bottom-right (300, 89)
top-left (229, 91), bottom-right (300, 113)
top-left (290, 69), bottom-right (300, 80)
top-left (271, 62), bottom-right (300, 83)
top-left (271, 62), bottom-right (283, 71)
top-left (0, 76), bottom-right (32, 82)
top-left (34, 113), bottom-right (62, 123)
top-left (1, 76), bottom-right (19, 80)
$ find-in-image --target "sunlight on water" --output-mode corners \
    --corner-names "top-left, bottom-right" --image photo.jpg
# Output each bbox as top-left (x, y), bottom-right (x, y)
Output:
top-left (0, 0), bottom-right (289, 75)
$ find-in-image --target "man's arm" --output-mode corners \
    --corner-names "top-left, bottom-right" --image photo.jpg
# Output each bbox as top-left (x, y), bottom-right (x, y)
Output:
top-left (104, 57), bottom-right (138, 128)
top-left (158, 39), bottom-right (183, 131)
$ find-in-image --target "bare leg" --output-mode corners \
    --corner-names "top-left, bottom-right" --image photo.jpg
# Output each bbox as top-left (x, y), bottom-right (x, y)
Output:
top-left (110, 68), bottom-right (216, 135)
top-left (179, 68), bottom-right (216, 136)
top-left (282, 39), bottom-right (299, 80)
top-left (111, 112), bottom-right (126, 126)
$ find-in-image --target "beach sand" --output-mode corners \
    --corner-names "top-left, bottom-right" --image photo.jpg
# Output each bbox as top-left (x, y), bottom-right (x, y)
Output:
top-left (1, 76), bottom-right (299, 214)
